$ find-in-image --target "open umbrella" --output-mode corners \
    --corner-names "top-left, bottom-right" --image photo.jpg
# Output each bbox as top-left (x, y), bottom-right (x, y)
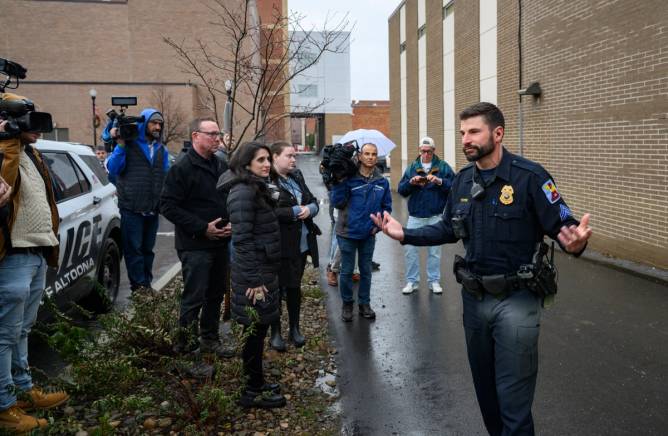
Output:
top-left (338, 129), bottom-right (396, 156)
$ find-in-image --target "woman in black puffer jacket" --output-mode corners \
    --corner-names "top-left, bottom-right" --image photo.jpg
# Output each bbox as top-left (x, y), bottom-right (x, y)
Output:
top-left (217, 141), bottom-right (286, 409)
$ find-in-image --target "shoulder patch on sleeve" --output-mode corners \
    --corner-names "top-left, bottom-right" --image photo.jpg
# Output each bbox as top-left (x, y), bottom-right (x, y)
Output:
top-left (542, 179), bottom-right (561, 204)
top-left (559, 204), bottom-right (572, 221)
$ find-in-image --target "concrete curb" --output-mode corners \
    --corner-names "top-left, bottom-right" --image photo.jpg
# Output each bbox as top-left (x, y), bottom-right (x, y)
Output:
top-left (580, 250), bottom-right (668, 285)
top-left (153, 262), bottom-right (182, 292)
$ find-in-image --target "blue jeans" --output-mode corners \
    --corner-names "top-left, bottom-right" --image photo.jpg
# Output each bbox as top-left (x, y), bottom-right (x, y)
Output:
top-left (462, 288), bottom-right (542, 436)
top-left (0, 253), bottom-right (47, 410)
top-left (337, 235), bottom-right (375, 305)
top-left (121, 209), bottom-right (159, 289)
top-left (404, 215), bottom-right (443, 284)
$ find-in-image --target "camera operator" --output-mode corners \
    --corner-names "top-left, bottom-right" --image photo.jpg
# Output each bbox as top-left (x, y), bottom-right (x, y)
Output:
top-left (106, 108), bottom-right (169, 294)
top-left (329, 143), bottom-right (391, 322)
top-left (0, 94), bottom-right (69, 433)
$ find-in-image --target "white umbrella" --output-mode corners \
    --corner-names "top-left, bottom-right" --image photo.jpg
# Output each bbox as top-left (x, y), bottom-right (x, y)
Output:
top-left (338, 129), bottom-right (396, 156)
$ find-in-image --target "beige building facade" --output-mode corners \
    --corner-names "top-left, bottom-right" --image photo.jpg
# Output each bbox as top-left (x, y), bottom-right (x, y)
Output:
top-left (388, 0), bottom-right (668, 269)
top-left (1, 0), bottom-right (289, 153)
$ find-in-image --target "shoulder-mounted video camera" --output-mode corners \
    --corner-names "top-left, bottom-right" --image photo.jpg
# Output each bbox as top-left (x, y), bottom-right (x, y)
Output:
top-left (0, 58), bottom-right (53, 140)
top-left (103, 96), bottom-right (144, 149)
top-left (319, 140), bottom-right (359, 186)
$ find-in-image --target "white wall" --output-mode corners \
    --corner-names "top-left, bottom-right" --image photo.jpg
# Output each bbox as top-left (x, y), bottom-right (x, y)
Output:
top-left (400, 5), bottom-right (408, 174)
top-left (442, 2), bottom-right (456, 167)
top-left (290, 31), bottom-right (352, 114)
top-left (479, 0), bottom-right (497, 104)
top-left (418, 0), bottom-right (427, 140)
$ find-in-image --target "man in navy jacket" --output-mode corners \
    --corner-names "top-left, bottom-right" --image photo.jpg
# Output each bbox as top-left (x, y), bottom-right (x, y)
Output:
top-left (330, 143), bottom-right (391, 322)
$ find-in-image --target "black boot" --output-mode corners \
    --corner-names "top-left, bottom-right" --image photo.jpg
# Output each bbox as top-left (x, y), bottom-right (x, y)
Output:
top-left (269, 320), bottom-right (286, 352)
top-left (286, 287), bottom-right (305, 347)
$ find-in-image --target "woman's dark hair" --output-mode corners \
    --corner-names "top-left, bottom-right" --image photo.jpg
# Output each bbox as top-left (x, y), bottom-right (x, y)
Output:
top-left (228, 141), bottom-right (274, 203)
top-left (229, 141), bottom-right (272, 179)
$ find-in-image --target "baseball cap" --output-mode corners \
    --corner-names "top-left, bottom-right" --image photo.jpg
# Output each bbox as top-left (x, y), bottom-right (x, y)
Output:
top-left (420, 136), bottom-right (435, 148)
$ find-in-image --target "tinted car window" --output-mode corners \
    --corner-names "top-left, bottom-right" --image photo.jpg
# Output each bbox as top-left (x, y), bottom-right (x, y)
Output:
top-left (42, 152), bottom-right (86, 202)
top-left (79, 155), bottom-right (110, 186)
top-left (72, 157), bottom-right (92, 192)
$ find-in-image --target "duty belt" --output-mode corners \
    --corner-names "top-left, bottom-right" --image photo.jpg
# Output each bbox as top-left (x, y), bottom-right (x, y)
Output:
top-left (453, 255), bottom-right (526, 300)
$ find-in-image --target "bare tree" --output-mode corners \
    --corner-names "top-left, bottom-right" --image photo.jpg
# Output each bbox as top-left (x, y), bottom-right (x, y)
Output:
top-left (149, 86), bottom-right (187, 150)
top-left (163, 0), bottom-right (351, 151)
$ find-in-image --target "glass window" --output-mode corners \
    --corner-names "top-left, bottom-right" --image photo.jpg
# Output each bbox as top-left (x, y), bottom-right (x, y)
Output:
top-left (42, 128), bottom-right (70, 142)
top-left (42, 152), bottom-right (85, 202)
top-left (71, 158), bottom-right (92, 192)
top-left (298, 84), bottom-right (318, 97)
top-left (79, 155), bottom-right (110, 186)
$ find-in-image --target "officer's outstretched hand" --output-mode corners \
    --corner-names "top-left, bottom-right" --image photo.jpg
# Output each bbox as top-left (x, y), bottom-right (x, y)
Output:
top-left (558, 213), bottom-right (592, 254)
top-left (370, 211), bottom-right (404, 242)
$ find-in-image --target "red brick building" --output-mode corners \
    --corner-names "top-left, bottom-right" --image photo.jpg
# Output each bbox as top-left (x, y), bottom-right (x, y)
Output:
top-left (1, 0), bottom-right (289, 152)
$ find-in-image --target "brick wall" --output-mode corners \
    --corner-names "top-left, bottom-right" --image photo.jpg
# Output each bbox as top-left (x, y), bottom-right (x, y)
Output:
top-left (389, 0), bottom-right (668, 268)
top-left (324, 113), bottom-right (352, 145)
top-left (1, 0), bottom-right (282, 147)
top-left (352, 101), bottom-right (390, 137)
top-left (426, 0), bottom-right (444, 158)
top-left (454, 1), bottom-right (480, 171)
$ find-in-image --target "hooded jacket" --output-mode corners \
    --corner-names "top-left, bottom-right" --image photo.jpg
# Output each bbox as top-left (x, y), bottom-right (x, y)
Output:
top-left (217, 170), bottom-right (280, 326)
top-left (398, 154), bottom-right (455, 218)
top-left (106, 108), bottom-right (169, 213)
top-left (330, 166), bottom-right (392, 240)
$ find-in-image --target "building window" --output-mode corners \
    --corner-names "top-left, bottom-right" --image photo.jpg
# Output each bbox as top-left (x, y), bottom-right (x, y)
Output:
top-left (42, 128), bottom-right (70, 142)
top-left (297, 84), bottom-right (318, 98)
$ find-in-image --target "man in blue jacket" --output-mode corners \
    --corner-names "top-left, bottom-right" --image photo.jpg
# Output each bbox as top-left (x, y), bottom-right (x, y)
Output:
top-left (330, 143), bottom-right (391, 322)
top-left (107, 108), bottom-right (169, 293)
top-left (398, 136), bottom-right (454, 295)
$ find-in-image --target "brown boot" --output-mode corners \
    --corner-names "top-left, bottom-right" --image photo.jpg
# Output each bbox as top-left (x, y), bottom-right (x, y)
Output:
top-left (16, 387), bottom-right (69, 410)
top-left (0, 405), bottom-right (48, 432)
top-left (326, 265), bottom-right (338, 286)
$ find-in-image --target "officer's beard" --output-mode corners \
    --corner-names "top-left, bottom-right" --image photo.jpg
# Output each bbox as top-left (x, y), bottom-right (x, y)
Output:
top-left (463, 138), bottom-right (495, 162)
top-left (147, 130), bottom-right (161, 141)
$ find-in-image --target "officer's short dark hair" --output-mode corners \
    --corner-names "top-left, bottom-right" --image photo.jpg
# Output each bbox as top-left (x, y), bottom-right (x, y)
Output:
top-left (460, 102), bottom-right (505, 130)
top-left (189, 117), bottom-right (217, 137)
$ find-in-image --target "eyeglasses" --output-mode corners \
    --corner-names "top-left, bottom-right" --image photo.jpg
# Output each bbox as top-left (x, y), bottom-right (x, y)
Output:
top-left (419, 149), bottom-right (434, 154)
top-left (197, 131), bottom-right (222, 138)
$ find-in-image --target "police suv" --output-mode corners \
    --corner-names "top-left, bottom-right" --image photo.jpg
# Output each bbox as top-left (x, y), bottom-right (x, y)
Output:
top-left (35, 139), bottom-right (122, 314)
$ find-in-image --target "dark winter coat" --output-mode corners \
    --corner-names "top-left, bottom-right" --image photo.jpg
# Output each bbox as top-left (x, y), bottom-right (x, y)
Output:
top-left (218, 170), bottom-right (280, 326)
top-left (274, 169), bottom-right (321, 287)
top-left (160, 148), bottom-right (229, 251)
top-left (397, 154), bottom-right (455, 218)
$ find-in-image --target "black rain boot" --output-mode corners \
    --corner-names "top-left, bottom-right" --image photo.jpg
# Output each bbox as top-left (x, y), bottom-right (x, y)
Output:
top-left (269, 320), bottom-right (286, 352)
top-left (269, 294), bottom-right (286, 352)
top-left (286, 287), bottom-right (306, 347)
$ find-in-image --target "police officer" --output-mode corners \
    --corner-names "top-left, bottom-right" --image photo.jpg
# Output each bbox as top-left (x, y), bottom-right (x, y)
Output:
top-left (372, 102), bottom-right (592, 436)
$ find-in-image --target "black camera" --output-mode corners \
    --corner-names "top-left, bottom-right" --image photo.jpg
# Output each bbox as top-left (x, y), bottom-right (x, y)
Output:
top-left (105, 96), bottom-right (144, 142)
top-left (0, 58), bottom-right (53, 140)
top-left (319, 140), bottom-right (359, 186)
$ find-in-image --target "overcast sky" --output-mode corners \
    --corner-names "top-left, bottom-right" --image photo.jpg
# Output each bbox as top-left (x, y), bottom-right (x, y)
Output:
top-left (288, 0), bottom-right (398, 101)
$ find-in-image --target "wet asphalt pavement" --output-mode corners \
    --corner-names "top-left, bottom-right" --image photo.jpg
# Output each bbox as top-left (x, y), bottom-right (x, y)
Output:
top-left (298, 154), bottom-right (668, 435)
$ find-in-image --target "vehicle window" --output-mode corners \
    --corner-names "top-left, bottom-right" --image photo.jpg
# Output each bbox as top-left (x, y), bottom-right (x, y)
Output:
top-left (42, 152), bottom-right (85, 202)
top-left (71, 157), bottom-right (92, 192)
top-left (79, 155), bottom-right (110, 186)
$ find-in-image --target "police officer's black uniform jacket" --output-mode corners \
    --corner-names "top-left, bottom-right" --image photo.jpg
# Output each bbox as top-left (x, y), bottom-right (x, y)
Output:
top-left (403, 147), bottom-right (583, 277)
